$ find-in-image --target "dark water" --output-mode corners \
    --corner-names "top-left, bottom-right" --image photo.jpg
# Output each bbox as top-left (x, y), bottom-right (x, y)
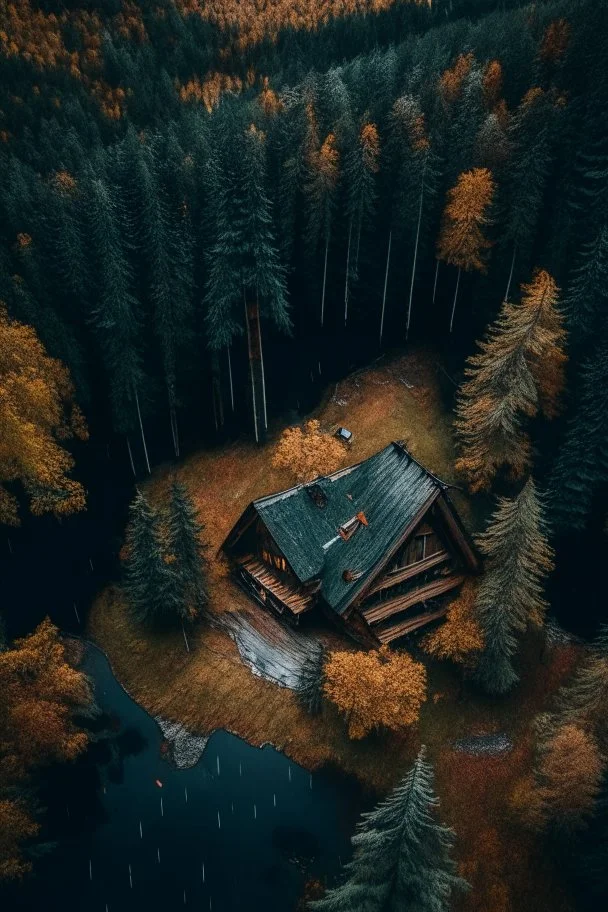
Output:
top-left (3, 644), bottom-right (366, 912)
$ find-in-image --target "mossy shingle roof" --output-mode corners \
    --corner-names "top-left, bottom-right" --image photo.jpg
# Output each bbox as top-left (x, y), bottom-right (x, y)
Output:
top-left (253, 442), bottom-right (444, 615)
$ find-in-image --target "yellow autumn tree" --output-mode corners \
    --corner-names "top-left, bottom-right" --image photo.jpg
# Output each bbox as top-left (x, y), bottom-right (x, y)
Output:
top-left (534, 724), bottom-right (603, 833)
top-left (324, 645), bottom-right (427, 739)
top-left (437, 168), bottom-right (496, 331)
top-left (421, 580), bottom-right (484, 669)
top-left (455, 269), bottom-right (566, 491)
top-left (271, 420), bottom-right (345, 483)
top-left (439, 52), bottom-right (475, 105)
top-left (0, 619), bottom-right (92, 880)
top-left (0, 306), bottom-right (88, 525)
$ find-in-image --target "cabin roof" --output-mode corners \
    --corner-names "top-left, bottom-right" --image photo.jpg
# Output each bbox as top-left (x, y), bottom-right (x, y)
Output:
top-left (250, 442), bottom-right (447, 615)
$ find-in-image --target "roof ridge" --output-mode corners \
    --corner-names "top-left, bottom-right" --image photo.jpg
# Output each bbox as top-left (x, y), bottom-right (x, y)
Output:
top-left (392, 440), bottom-right (451, 490)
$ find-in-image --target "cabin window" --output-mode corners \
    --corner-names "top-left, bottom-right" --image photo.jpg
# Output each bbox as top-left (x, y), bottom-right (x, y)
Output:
top-left (389, 526), bottom-right (443, 571)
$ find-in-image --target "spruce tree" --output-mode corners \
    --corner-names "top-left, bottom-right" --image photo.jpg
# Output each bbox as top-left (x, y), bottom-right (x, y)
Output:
top-left (166, 480), bottom-right (208, 621)
top-left (475, 479), bottom-right (554, 695)
top-left (85, 174), bottom-right (150, 472)
top-left (455, 269), bottom-right (566, 492)
top-left (310, 747), bottom-right (467, 912)
top-left (563, 225), bottom-right (608, 350)
top-left (548, 336), bottom-right (608, 533)
top-left (124, 491), bottom-right (176, 625)
top-left (296, 645), bottom-right (326, 715)
top-left (501, 88), bottom-right (554, 301)
top-left (204, 109), bottom-right (290, 442)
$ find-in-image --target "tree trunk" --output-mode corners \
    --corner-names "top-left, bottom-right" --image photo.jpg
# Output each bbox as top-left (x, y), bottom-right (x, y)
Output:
top-left (256, 290), bottom-right (268, 431)
top-left (432, 259), bottom-right (440, 304)
top-left (170, 405), bottom-right (180, 458)
top-left (344, 218), bottom-right (352, 325)
top-left (320, 234), bottom-right (329, 326)
top-left (134, 388), bottom-right (151, 474)
top-left (227, 345), bottom-right (235, 412)
top-left (126, 435), bottom-right (136, 476)
top-left (406, 164), bottom-right (426, 340)
top-left (244, 289), bottom-right (260, 444)
top-left (504, 244), bottom-right (517, 303)
top-left (379, 230), bottom-right (392, 345)
top-left (449, 267), bottom-right (461, 333)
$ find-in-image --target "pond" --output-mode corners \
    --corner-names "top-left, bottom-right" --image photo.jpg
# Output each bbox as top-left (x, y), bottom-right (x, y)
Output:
top-left (3, 643), bottom-right (368, 912)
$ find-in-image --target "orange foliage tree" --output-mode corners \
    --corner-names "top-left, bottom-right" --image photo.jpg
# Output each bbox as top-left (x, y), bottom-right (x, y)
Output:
top-left (436, 167), bottom-right (495, 331)
top-left (534, 724), bottom-right (603, 833)
top-left (439, 52), bottom-right (475, 105)
top-left (539, 18), bottom-right (571, 64)
top-left (323, 645), bottom-right (427, 739)
top-left (0, 306), bottom-right (88, 525)
top-left (271, 419), bottom-right (345, 483)
top-left (0, 619), bottom-right (93, 879)
top-left (421, 580), bottom-right (484, 669)
top-left (455, 269), bottom-right (566, 492)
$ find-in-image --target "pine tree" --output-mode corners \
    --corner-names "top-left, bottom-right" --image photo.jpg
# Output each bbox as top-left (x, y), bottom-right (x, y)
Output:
top-left (204, 111), bottom-right (290, 442)
top-left (303, 101), bottom-right (340, 327)
top-left (166, 480), bottom-right (208, 620)
top-left (296, 645), bottom-right (326, 715)
top-left (455, 269), bottom-right (566, 492)
top-left (475, 479), bottom-right (554, 695)
top-left (544, 626), bottom-right (608, 750)
top-left (387, 95), bottom-right (438, 342)
top-left (501, 89), bottom-right (554, 301)
top-left (310, 747), bottom-right (467, 912)
top-left (118, 129), bottom-right (194, 456)
top-left (123, 491), bottom-right (176, 625)
top-left (563, 225), bottom-right (608, 350)
top-left (548, 336), bottom-right (608, 533)
top-left (436, 167), bottom-right (495, 331)
top-left (342, 119), bottom-right (379, 324)
top-left (85, 174), bottom-right (150, 473)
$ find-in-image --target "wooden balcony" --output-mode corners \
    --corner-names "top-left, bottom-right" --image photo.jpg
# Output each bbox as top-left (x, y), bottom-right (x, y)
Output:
top-left (362, 574), bottom-right (464, 625)
top-left (363, 550), bottom-right (450, 599)
top-left (239, 556), bottom-right (314, 616)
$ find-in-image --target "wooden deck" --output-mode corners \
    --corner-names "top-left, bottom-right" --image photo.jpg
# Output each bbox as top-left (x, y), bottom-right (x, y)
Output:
top-left (240, 556), bottom-right (314, 615)
top-left (362, 574), bottom-right (464, 625)
top-left (364, 550), bottom-right (450, 598)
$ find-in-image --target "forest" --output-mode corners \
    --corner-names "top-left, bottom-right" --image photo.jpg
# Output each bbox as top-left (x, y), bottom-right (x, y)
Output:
top-left (1, 0), bottom-right (608, 909)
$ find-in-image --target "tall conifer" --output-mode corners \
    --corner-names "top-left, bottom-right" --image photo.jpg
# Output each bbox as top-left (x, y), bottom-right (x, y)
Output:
top-left (166, 480), bottom-right (208, 620)
top-left (124, 492), bottom-right (176, 625)
top-left (475, 479), bottom-right (554, 695)
top-left (455, 269), bottom-right (566, 492)
top-left (310, 747), bottom-right (466, 911)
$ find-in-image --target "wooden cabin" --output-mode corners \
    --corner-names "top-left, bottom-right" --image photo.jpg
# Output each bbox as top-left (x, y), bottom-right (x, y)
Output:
top-left (221, 442), bottom-right (479, 647)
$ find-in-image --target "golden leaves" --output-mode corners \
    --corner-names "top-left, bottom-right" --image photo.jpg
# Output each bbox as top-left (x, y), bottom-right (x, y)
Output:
top-left (439, 52), bottom-right (474, 105)
top-left (539, 18), bottom-right (571, 64)
top-left (271, 419), bottom-right (345, 483)
top-left (360, 122), bottom-right (380, 173)
top-left (421, 580), bottom-right (484, 668)
top-left (534, 724), bottom-right (603, 832)
top-left (0, 306), bottom-right (87, 524)
top-left (0, 619), bottom-right (92, 880)
top-left (454, 269), bottom-right (566, 492)
top-left (437, 168), bottom-right (496, 273)
top-left (482, 60), bottom-right (503, 110)
top-left (177, 73), bottom-right (244, 112)
top-left (324, 644), bottom-right (427, 739)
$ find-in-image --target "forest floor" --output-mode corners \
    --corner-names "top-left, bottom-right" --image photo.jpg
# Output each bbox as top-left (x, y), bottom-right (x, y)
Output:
top-left (89, 347), bottom-right (579, 912)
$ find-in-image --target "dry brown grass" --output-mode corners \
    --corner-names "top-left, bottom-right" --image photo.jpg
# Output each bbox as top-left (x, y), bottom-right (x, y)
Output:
top-left (88, 348), bottom-right (576, 911)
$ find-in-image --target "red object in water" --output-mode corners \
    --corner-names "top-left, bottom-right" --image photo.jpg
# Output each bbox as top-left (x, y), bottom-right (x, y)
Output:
top-left (155, 779), bottom-right (163, 788)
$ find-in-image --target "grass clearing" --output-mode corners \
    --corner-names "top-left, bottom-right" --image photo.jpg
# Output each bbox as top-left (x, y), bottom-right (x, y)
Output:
top-left (89, 347), bottom-right (576, 911)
